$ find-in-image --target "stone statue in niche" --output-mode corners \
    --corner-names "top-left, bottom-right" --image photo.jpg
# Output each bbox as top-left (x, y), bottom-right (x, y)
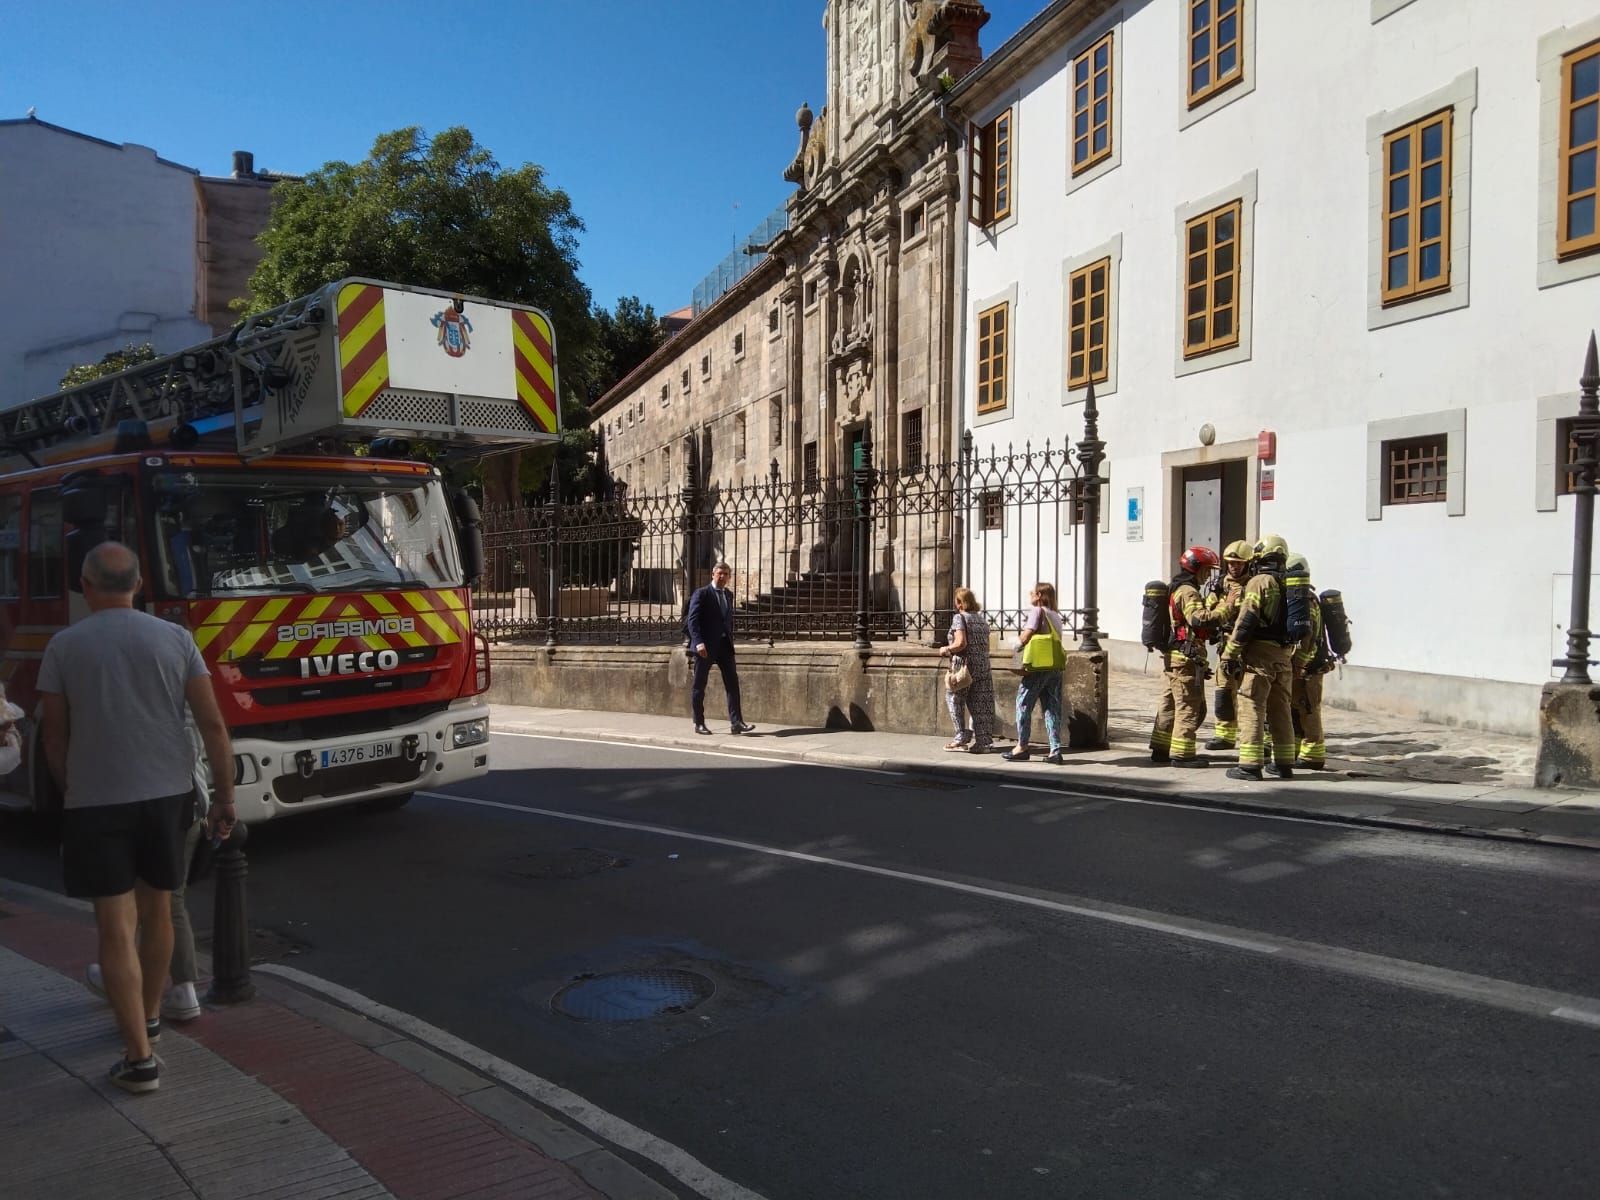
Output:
top-left (831, 255), bottom-right (874, 356)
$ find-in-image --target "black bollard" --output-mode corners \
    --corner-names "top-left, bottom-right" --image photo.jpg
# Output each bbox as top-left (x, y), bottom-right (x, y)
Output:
top-left (206, 822), bottom-right (256, 1004)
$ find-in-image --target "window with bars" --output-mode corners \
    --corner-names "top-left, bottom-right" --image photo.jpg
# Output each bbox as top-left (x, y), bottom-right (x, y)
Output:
top-left (734, 412), bottom-right (747, 462)
top-left (661, 447), bottom-right (672, 489)
top-left (968, 109), bottom-right (1014, 227)
top-left (770, 397), bottom-right (783, 448)
top-left (976, 302), bottom-right (1010, 414)
top-left (902, 409), bottom-right (924, 469)
top-left (1382, 108), bottom-right (1452, 304)
top-left (1188, 0), bottom-right (1244, 108)
top-left (802, 441), bottom-right (819, 494)
top-left (904, 204), bottom-right (924, 241)
top-left (680, 369), bottom-right (690, 392)
top-left (1560, 42), bottom-right (1600, 260)
top-left (1384, 434), bottom-right (1448, 505)
top-left (1068, 257), bottom-right (1111, 387)
top-left (1182, 200), bottom-right (1242, 358)
top-left (700, 354), bottom-right (711, 378)
top-left (979, 490), bottom-right (1004, 531)
top-left (1072, 32), bottom-right (1114, 174)
top-left (768, 305), bottom-right (781, 334)
top-left (733, 331), bottom-right (745, 358)
top-left (659, 383), bottom-right (669, 406)
top-left (1559, 418), bottom-right (1590, 496)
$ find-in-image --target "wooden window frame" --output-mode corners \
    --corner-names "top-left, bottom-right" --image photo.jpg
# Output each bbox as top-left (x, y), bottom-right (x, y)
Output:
top-left (968, 108), bottom-right (1014, 227)
top-left (1187, 0), bottom-right (1245, 109)
top-left (1181, 200), bottom-right (1243, 359)
top-left (1067, 257), bottom-right (1112, 388)
top-left (976, 302), bottom-right (1010, 415)
top-left (1384, 434), bottom-right (1448, 506)
top-left (1559, 41), bottom-right (1600, 260)
top-left (1072, 32), bottom-right (1115, 175)
top-left (1381, 108), bottom-right (1453, 305)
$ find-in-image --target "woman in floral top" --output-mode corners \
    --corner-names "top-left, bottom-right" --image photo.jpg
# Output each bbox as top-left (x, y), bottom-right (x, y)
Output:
top-left (938, 587), bottom-right (995, 752)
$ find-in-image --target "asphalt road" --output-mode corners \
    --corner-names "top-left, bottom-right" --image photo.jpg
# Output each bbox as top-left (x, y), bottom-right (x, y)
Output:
top-left (4, 734), bottom-right (1599, 1199)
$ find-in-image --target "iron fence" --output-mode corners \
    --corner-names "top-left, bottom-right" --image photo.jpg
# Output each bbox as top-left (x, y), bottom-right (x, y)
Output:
top-left (477, 390), bottom-right (1107, 650)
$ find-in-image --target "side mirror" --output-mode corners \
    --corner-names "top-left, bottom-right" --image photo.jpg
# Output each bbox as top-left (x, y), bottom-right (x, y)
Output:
top-left (452, 489), bottom-right (484, 588)
top-left (62, 482), bottom-right (108, 528)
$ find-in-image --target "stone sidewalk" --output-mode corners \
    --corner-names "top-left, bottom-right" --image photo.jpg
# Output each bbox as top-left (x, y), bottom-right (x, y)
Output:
top-left (0, 894), bottom-right (675, 1200)
top-left (490, 667), bottom-right (1600, 851)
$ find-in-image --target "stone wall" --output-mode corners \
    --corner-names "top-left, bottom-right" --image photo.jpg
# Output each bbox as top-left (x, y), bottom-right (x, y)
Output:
top-left (488, 641), bottom-right (1108, 749)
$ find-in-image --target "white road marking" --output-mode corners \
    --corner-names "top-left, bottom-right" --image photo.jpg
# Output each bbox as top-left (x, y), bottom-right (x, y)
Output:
top-left (418, 789), bottom-right (1600, 1032)
top-left (256, 964), bottom-right (769, 1200)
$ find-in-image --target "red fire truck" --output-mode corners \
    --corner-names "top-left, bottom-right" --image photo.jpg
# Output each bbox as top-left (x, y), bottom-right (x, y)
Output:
top-left (0, 279), bottom-right (560, 823)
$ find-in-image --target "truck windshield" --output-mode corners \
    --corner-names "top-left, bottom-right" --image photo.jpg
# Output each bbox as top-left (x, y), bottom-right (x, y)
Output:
top-left (150, 469), bottom-right (463, 598)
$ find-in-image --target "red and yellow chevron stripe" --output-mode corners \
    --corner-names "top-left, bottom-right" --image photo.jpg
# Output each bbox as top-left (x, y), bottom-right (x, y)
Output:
top-left (337, 284), bottom-right (391, 418)
top-left (511, 309), bottom-right (559, 434)
top-left (188, 589), bottom-right (469, 663)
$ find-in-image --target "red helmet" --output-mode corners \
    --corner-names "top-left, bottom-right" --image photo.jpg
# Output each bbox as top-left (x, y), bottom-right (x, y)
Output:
top-left (1179, 545), bottom-right (1220, 575)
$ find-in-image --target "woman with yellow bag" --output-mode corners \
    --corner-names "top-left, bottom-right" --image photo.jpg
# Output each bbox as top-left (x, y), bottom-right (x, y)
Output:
top-left (1003, 581), bottom-right (1068, 765)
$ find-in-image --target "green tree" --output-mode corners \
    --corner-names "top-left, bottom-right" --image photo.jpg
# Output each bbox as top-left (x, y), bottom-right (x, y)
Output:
top-left (245, 126), bottom-right (601, 503)
top-left (592, 295), bottom-right (667, 396)
top-left (59, 342), bottom-right (159, 389)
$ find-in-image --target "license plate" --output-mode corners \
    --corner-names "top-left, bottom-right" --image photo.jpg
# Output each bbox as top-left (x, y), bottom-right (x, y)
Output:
top-left (319, 741), bottom-right (398, 769)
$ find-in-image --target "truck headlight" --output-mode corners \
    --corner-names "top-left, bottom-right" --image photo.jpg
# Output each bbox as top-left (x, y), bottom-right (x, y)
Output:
top-left (449, 719), bottom-right (489, 748)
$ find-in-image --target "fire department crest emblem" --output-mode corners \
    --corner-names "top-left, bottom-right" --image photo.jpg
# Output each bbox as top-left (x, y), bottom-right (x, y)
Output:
top-left (430, 305), bottom-right (473, 358)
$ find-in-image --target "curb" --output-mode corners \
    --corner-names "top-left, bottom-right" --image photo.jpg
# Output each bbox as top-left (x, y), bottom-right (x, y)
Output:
top-left (494, 721), bottom-right (1600, 854)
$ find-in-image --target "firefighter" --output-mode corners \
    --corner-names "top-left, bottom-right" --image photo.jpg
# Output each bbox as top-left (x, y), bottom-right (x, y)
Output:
top-left (1289, 553), bottom-right (1328, 770)
top-left (1149, 545), bottom-right (1221, 767)
top-left (1204, 539), bottom-right (1253, 751)
top-left (1218, 534), bottom-right (1299, 781)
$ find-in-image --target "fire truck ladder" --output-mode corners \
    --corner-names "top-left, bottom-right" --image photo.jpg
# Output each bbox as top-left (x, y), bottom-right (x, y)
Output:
top-left (0, 288), bottom-right (328, 464)
top-left (0, 278), bottom-right (560, 466)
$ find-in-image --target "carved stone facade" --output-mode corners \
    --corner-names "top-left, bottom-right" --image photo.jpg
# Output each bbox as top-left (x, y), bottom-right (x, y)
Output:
top-left (593, 0), bottom-right (989, 608)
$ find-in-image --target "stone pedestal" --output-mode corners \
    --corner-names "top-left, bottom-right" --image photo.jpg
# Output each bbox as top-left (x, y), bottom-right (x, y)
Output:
top-left (1065, 650), bottom-right (1109, 750)
top-left (1535, 681), bottom-right (1600, 787)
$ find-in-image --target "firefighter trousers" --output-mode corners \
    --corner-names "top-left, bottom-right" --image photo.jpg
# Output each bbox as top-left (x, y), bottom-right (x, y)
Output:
top-left (1292, 671), bottom-right (1326, 766)
top-left (1150, 655), bottom-right (1207, 759)
top-left (1213, 670), bottom-right (1239, 744)
top-left (1236, 641), bottom-right (1295, 770)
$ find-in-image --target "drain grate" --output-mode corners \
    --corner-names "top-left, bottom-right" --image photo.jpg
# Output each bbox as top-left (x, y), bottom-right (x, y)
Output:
top-left (552, 969), bottom-right (714, 1021)
top-left (871, 777), bottom-right (973, 792)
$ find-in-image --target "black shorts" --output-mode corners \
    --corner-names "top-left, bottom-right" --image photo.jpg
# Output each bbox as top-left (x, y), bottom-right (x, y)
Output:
top-left (61, 793), bottom-right (190, 899)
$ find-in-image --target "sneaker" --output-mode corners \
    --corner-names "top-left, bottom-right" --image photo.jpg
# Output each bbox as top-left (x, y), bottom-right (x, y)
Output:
top-left (1204, 737), bottom-right (1235, 751)
top-left (1000, 748), bottom-right (1031, 762)
top-left (86, 962), bottom-right (106, 998)
top-left (1225, 766), bottom-right (1263, 781)
top-left (1044, 750), bottom-right (1065, 765)
top-left (162, 982), bottom-right (202, 1023)
top-left (109, 1054), bottom-right (160, 1094)
top-left (1265, 764), bottom-right (1295, 780)
top-left (146, 1017), bottom-right (162, 1045)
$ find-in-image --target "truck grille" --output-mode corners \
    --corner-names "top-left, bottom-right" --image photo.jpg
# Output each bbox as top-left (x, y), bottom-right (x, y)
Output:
top-left (274, 756), bottom-right (428, 805)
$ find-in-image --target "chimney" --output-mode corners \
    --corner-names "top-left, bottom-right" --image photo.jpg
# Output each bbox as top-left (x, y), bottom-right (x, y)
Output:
top-left (231, 150), bottom-right (255, 179)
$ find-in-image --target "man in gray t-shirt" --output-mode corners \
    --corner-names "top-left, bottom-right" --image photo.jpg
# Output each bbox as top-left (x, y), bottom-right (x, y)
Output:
top-left (39, 541), bottom-right (235, 1094)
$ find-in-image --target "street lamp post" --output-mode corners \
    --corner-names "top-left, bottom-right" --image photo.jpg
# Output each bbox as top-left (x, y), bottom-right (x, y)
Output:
top-left (1559, 333), bottom-right (1600, 684)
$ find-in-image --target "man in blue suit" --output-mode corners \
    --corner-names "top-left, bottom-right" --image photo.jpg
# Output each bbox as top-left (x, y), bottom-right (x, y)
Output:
top-left (686, 561), bottom-right (754, 735)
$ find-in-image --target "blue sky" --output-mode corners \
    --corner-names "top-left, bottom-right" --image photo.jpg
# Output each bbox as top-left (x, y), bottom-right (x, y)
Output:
top-left (2, 1), bottom-right (1041, 316)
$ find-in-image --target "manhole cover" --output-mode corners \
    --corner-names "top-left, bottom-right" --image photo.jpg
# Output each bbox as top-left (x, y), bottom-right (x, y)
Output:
top-left (513, 847), bottom-right (630, 880)
top-left (552, 969), bottom-right (714, 1021)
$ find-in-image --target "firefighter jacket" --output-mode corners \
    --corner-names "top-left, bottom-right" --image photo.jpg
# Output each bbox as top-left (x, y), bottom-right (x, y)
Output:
top-left (1295, 590), bottom-right (1325, 673)
top-left (1222, 572), bottom-right (1281, 659)
top-left (1168, 580), bottom-right (1213, 668)
top-left (1207, 573), bottom-right (1245, 638)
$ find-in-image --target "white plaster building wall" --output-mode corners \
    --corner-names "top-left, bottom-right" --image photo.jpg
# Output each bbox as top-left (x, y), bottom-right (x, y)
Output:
top-left (0, 120), bottom-right (211, 408)
top-left (961, 0), bottom-right (1600, 730)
